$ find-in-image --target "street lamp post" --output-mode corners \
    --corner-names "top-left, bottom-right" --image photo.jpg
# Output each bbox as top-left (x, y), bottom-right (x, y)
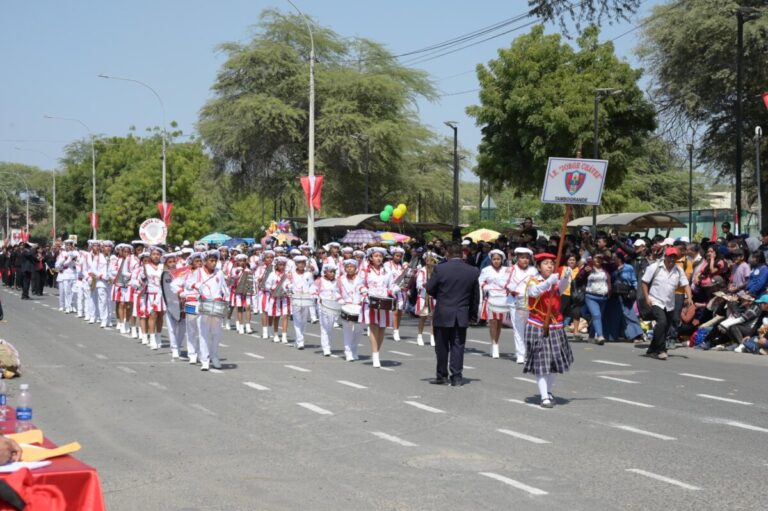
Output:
top-left (98, 74), bottom-right (168, 217)
top-left (592, 88), bottom-right (622, 235)
top-left (44, 115), bottom-right (97, 238)
top-left (756, 126), bottom-right (763, 232)
top-left (0, 190), bottom-right (9, 239)
top-left (14, 147), bottom-right (56, 240)
top-left (444, 121), bottom-right (459, 229)
top-left (286, 0), bottom-right (316, 248)
top-left (687, 143), bottom-right (694, 239)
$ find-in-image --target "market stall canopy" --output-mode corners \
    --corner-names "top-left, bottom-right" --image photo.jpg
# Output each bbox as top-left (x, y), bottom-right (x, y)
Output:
top-left (199, 232), bottom-right (231, 244)
top-left (567, 213), bottom-right (685, 231)
top-left (314, 214), bottom-right (379, 229)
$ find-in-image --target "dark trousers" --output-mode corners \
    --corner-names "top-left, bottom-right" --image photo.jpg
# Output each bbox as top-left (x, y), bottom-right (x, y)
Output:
top-left (650, 306), bottom-right (672, 354)
top-left (434, 325), bottom-right (466, 381)
top-left (20, 271), bottom-right (31, 298)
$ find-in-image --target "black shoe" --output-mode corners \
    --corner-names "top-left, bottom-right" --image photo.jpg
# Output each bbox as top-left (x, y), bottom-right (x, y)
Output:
top-left (450, 377), bottom-right (464, 387)
top-left (429, 377), bottom-right (449, 385)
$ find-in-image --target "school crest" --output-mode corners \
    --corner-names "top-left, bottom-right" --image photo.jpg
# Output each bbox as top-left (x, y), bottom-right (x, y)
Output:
top-left (564, 171), bottom-right (586, 195)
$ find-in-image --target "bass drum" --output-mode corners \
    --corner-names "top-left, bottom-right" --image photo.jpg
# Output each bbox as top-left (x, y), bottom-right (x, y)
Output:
top-left (487, 296), bottom-right (509, 314)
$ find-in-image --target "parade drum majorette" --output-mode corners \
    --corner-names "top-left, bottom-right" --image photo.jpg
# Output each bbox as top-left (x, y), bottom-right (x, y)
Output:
top-left (320, 299), bottom-right (342, 315)
top-left (369, 295), bottom-right (396, 311)
top-left (488, 295), bottom-right (509, 314)
top-left (198, 299), bottom-right (228, 318)
top-left (292, 294), bottom-right (316, 308)
top-left (340, 304), bottom-right (361, 322)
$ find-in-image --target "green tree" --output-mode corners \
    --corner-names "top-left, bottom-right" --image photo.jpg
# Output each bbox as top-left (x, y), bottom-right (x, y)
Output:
top-left (0, 162), bottom-right (53, 240)
top-left (529, 0), bottom-right (643, 30)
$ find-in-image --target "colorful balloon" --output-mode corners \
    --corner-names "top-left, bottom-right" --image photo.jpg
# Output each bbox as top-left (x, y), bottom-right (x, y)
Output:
top-left (397, 203), bottom-right (407, 214)
top-left (392, 209), bottom-right (403, 220)
top-left (380, 211), bottom-right (391, 222)
top-left (384, 204), bottom-right (394, 214)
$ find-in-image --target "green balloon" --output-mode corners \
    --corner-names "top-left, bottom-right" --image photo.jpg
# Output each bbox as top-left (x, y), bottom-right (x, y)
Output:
top-left (384, 204), bottom-right (394, 213)
top-left (380, 211), bottom-right (391, 222)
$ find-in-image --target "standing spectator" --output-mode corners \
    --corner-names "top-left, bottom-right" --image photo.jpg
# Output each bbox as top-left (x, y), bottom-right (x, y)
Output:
top-left (31, 245), bottom-right (46, 295)
top-left (578, 253), bottom-right (611, 345)
top-left (559, 253), bottom-right (581, 333)
top-left (12, 246), bottom-right (22, 289)
top-left (608, 252), bottom-right (644, 342)
top-left (641, 247), bottom-right (693, 360)
top-left (19, 243), bottom-right (35, 300)
top-left (721, 221), bottom-right (734, 241)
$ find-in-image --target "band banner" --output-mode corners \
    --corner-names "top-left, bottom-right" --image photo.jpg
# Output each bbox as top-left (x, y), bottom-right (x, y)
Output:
top-left (157, 202), bottom-right (174, 225)
top-left (300, 176), bottom-right (324, 211)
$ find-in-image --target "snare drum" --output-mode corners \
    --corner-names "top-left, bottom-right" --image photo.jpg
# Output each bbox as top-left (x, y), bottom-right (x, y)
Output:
top-left (340, 304), bottom-right (361, 322)
top-left (292, 294), bottom-right (316, 308)
top-left (184, 302), bottom-right (199, 315)
top-left (369, 296), bottom-right (396, 311)
top-left (199, 299), bottom-right (228, 318)
top-left (320, 299), bottom-right (342, 315)
top-left (487, 296), bottom-right (509, 314)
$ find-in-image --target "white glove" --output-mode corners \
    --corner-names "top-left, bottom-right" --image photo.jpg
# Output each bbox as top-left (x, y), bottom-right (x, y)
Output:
top-left (562, 267), bottom-right (573, 280)
top-left (546, 274), bottom-right (559, 287)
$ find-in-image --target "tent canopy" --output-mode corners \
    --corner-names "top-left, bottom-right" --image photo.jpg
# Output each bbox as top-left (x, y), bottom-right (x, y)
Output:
top-left (567, 212), bottom-right (686, 231)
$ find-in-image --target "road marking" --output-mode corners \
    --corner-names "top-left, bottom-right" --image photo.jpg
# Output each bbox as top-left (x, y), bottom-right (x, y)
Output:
top-left (464, 365), bottom-right (475, 370)
top-left (148, 382), bottom-right (167, 390)
top-left (514, 377), bottom-right (537, 384)
top-left (190, 403), bottom-right (217, 416)
top-left (59, 334), bottom-right (70, 339)
top-left (75, 343), bottom-right (85, 348)
top-left (479, 472), bottom-right (548, 496)
top-left (94, 354), bottom-right (108, 360)
top-left (337, 380), bottom-right (368, 389)
top-left (285, 365), bottom-right (311, 373)
top-left (604, 396), bottom-right (654, 408)
top-left (389, 350), bottom-right (413, 357)
top-left (610, 424), bottom-right (675, 441)
top-left (243, 382), bottom-right (270, 391)
top-left (380, 366), bottom-right (395, 372)
top-left (209, 368), bottom-right (223, 374)
top-left (371, 431), bottom-right (417, 447)
top-left (468, 339), bottom-right (491, 345)
top-left (404, 401), bottom-right (445, 414)
top-left (697, 394), bottom-right (752, 406)
top-left (116, 366), bottom-right (136, 374)
top-left (297, 402), bottom-right (333, 415)
top-left (506, 398), bottom-right (545, 410)
top-left (713, 420), bottom-right (768, 433)
top-left (305, 332), bottom-right (320, 338)
top-left (679, 373), bottom-right (724, 382)
top-left (598, 375), bottom-right (639, 384)
top-left (330, 354), bottom-right (341, 359)
top-left (40, 303), bottom-right (49, 307)
top-left (219, 343), bottom-right (229, 347)
top-left (244, 352), bottom-right (264, 359)
top-left (625, 469), bottom-right (701, 490)
top-left (497, 428), bottom-right (551, 444)
top-left (593, 359), bottom-right (631, 367)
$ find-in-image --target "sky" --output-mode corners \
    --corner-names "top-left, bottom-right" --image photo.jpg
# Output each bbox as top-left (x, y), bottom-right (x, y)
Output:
top-left (0, 0), bottom-right (660, 178)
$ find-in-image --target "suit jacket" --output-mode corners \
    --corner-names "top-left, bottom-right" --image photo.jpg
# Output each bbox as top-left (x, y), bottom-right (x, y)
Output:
top-left (425, 258), bottom-right (480, 328)
top-left (20, 249), bottom-right (35, 273)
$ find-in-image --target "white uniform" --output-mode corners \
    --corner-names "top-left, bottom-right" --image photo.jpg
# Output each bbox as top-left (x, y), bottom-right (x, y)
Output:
top-left (478, 265), bottom-right (511, 321)
top-left (264, 271), bottom-right (291, 317)
top-left (166, 267), bottom-right (189, 357)
top-left (55, 250), bottom-right (79, 312)
top-left (138, 263), bottom-right (165, 317)
top-left (385, 260), bottom-right (409, 310)
top-left (316, 276), bottom-right (341, 355)
top-left (86, 252), bottom-right (110, 327)
top-left (176, 268), bottom-right (201, 362)
top-left (289, 269), bottom-right (316, 348)
top-left (506, 264), bottom-right (539, 361)
top-left (339, 273), bottom-right (363, 360)
top-left (186, 266), bottom-right (228, 368)
top-left (360, 266), bottom-right (399, 328)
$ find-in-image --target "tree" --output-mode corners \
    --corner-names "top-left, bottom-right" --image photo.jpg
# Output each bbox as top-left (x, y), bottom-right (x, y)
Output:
top-left (198, 9), bottom-right (442, 218)
top-left (467, 25), bottom-right (656, 195)
top-left (0, 162), bottom-right (53, 240)
top-left (529, 0), bottom-right (643, 31)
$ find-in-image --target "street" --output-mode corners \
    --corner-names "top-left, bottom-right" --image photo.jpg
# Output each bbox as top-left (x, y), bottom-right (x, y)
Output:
top-left (1, 286), bottom-right (766, 511)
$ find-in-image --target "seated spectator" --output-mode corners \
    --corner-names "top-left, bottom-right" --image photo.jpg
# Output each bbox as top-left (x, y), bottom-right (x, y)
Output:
top-left (746, 251), bottom-right (768, 297)
top-left (735, 296), bottom-right (768, 354)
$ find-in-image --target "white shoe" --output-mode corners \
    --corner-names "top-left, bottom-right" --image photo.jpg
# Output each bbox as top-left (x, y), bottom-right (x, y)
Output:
top-left (130, 327), bottom-right (138, 339)
top-left (417, 334), bottom-right (425, 346)
top-left (223, 323), bottom-right (231, 330)
top-left (88, 319), bottom-right (95, 325)
top-left (367, 327), bottom-right (371, 336)
top-left (430, 334), bottom-right (435, 347)
top-left (345, 351), bottom-right (355, 361)
top-left (323, 348), bottom-right (332, 357)
top-left (171, 349), bottom-right (180, 359)
top-left (393, 330), bottom-right (401, 342)
top-left (333, 321), bottom-right (341, 329)
top-left (734, 345), bottom-right (745, 353)
top-left (281, 333), bottom-right (288, 344)
top-left (211, 358), bottom-right (222, 369)
top-left (296, 342), bottom-right (305, 350)
top-left (273, 335), bottom-right (280, 343)
top-left (516, 354), bottom-right (525, 364)
top-left (262, 327), bottom-right (269, 339)
top-left (76, 313), bottom-right (83, 318)
top-left (189, 354), bottom-right (198, 365)
top-left (492, 344), bottom-right (500, 359)
top-left (245, 324), bottom-right (253, 334)
top-left (237, 325), bottom-right (244, 334)
top-left (101, 323), bottom-right (109, 329)
top-left (149, 335), bottom-right (160, 350)
top-left (57, 307), bottom-right (64, 312)
top-left (201, 361), bottom-right (210, 371)
top-left (235, 321), bottom-right (241, 331)
top-left (141, 334), bottom-right (149, 345)
top-left (372, 352), bottom-right (381, 368)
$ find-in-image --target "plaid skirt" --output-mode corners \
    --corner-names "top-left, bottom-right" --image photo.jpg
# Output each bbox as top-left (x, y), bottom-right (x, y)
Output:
top-left (523, 323), bottom-right (574, 376)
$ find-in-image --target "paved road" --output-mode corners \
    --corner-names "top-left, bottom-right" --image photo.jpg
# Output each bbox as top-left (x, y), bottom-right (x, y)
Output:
top-left (0, 286), bottom-right (766, 510)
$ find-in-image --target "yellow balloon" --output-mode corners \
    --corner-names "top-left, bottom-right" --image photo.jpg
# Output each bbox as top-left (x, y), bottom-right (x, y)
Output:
top-left (392, 210), bottom-right (403, 220)
top-left (400, 205), bottom-right (407, 214)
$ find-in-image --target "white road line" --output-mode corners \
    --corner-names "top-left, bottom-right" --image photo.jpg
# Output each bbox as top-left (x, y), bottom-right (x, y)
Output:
top-left (468, 339), bottom-right (491, 345)
top-left (506, 398), bottom-right (545, 410)
top-left (717, 420), bottom-right (768, 433)
top-left (598, 375), bottom-right (639, 384)
top-left (190, 403), bottom-right (217, 416)
top-left (680, 372), bottom-right (724, 382)
top-left (611, 424), bottom-right (675, 441)
top-left (514, 377), bottom-right (537, 384)
top-left (297, 402), bottom-right (333, 415)
top-left (94, 354), bottom-right (108, 360)
top-left (389, 350), bottom-right (413, 357)
top-left (40, 303), bottom-right (49, 307)
top-left (593, 359), bottom-right (631, 367)
top-left (305, 332), bottom-right (320, 338)
top-left (479, 472), bottom-right (548, 496)
top-left (330, 354), bottom-right (341, 359)
top-left (148, 382), bottom-right (167, 390)
top-left (604, 396), bottom-right (654, 408)
top-left (244, 352), bottom-right (264, 359)
top-left (209, 368), bottom-right (223, 374)
top-left (219, 343), bottom-right (229, 347)
top-left (337, 380), bottom-right (368, 389)
top-left (404, 401), bottom-right (445, 414)
top-left (285, 364), bottom-right (311, 373)
top-left (75, 343), bottom-right (85, 348)
top-left (497, 428), bottom-right (550, 444)
top-left (243, 382), bottom-right (270, 391)
top-left (371, 431), bottom-right (417, 447)
top-left (464, 365), bottom-right (476, 370)
top-left (625, 469), bottom-right (700, 491)
top-left (697, 394), bottom-right (752, 406)
top-left (116, 366), bottom-right (136, 374)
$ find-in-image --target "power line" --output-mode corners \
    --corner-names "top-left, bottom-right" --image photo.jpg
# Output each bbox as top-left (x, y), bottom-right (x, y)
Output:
top-left (608, 1), bottom-right (685, 42)
top-left (439, 88), bottom-right (480, 97)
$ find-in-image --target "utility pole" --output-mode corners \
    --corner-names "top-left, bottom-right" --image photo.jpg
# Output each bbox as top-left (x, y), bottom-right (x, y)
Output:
top-left (687, 143), bottom-right (694, 239)
top-left (444, 121), bottom-right (459, 229)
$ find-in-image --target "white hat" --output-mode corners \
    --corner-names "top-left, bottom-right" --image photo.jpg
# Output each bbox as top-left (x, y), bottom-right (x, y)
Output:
top-left (289, 248), bottom-right (301, 256)
top-left (514, 247), bottom-right (533, 256)
top-left (139, 250), bottom-right (151, 259)
top-left (254, 243), bottom-right (263, 249)
top-left (390, 247), bottom-right (405, 255)
top-left (235, 253), bottom-right (247, 261)
top-left (182, 240), bottom-right (191, 247)
top-left (353, 250), bottom-right (365, 257)
top-left (343, 259), bottom-right (358, 268)
top-left (341, 246), bottom-right (353, 253)
top-left (205, 249), bottom-right (220, 260)
top-left (161, 252), bottom-right (178, 262)
top-left (299, 244), bottom-right (310, 251)
top-left (188, 252), bottom-right (204, 261)
top-left (131, 240), bottom-right (145, 246)
top-left (274, 246), bottom-right (286, 253)
top-left (676, 236), bottom-right (690, 243)
top-left (294, 255), bottom-right (308, 263)
top-left (461, 239), bottom-right (471, 246)
top-left (149, 245), bottom-right (166, 255)
top-left (633, 239), bottom-right (646, 247)
top-left (489, 249), bottom-right (506, 260)
top-left (63, 239), bottom-right (75, 245)
top-left (181, 247), bottom-right (193, 255)
top-left (262, 250), bottom-right (275, 258)
top-left (274, 256), bottom-right (288, 264)
top-left (368, 247), bottom-right (388, 257)
top-left (328, 242), bottom-right (341, 248)
top-left (660, 238), bottom-right (674, 246)
top-left (323, 262), bottom-right (338, 271)
top-left (102, 240), bottom-right (114, 247)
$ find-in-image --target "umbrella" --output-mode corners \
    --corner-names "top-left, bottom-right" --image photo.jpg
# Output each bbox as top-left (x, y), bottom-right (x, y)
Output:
top-left (199, 232), bottom-right (231, 244)
top-left (377, 231), bottom-right (411, 245)
top-left (274, 232), bottom-right (301, 245)
top-left (340, 229), bottom-right (380, 245)
top-left (465, 228), bottom-right (500, 243)
top-left (223, 237), bottom-right (248, 248)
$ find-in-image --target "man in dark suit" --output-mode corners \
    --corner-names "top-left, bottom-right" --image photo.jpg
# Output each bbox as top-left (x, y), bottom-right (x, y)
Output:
top-left (425, 243), bottom-right (480, 386)
top-left (19, 243), bottom-right (35, 300)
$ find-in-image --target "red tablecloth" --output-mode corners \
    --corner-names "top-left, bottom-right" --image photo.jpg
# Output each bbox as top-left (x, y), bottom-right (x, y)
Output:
top-left (0, 420), bottom-right (106, 511)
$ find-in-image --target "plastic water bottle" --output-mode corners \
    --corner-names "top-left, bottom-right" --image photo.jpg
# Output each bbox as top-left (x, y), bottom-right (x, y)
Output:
top-left (15, 384), bottom-right (32, 432)
top-left (0, 380), bottom-right (7, 422)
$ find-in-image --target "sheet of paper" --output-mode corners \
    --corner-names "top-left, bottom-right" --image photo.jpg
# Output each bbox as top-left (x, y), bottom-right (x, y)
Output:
top-left (0, 461), bottom-right (52, 473)
top-left (5, 429), bottom-right (44, 445)
top-left (20, 442), bottom-right (81, 462)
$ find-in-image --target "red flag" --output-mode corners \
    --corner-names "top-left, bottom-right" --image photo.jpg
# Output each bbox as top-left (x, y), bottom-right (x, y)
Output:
top-left (762, 92), bottom-right (768, 110)
top-left (20, 230), bottom-right (29, 243)
top-left (157, 202), bottom-right (173, 225)
top-left (300, 176), bottom-right (324, 211)
top-left (50, 227), bottom-right (55, 238)
top-left (88, 212), bottom-right (99, 230)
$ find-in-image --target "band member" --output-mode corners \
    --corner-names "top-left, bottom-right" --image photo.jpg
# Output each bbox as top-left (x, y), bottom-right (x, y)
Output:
top-left (83, 240), bottom-right (101, 324)
top-left (85, 240), bottom-right (111, 328)
top-left (221, 246), bottom-right (235, 330)
top-left (176, 252), bottom-right (204, 364)
top-left (265, 256), bottom-right (292, 343)
top-left (353, 250), bottom-right (367, 272)
top-left (360, 247), bottom-right (399, 368)
top-left (506, 247), bottom-right (538, 364)
top-left (324, 242), bottom-right (341, 268)
top-left (339, 259), bottom-right (363, 361)
top-left (110, 244), bottom-right (131, 333)
top-left (524, 252), bottom-right (574, 408)
top-left (316, 263), bottom-right (341, 356)
top-left (185, 250), bottom-right (228, 371)
top-left (139, 246), bottom-right (166, 349)
top-left (229, 253), bottom-right (253, 334)
top-left (255, 250), bottom-right (275, 338)
top-left (163, 252), bottom-right (188, 360)
top-left (55, 240), bottom-right (79, 313)
top-left (479, 249), bottom-right (511, 359)
top-left (415, 252), bottom-right (437, 347)
top-left (341, 246), bottom-right (353, 262)
top-left (127, 240), bottom-right (146, 338)
top-left (287, 255), bottom-right (315, 350)
top-left (102, 240), bottom-right (116, 326)
top-left (386, 246), bottom-right (409, 341)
